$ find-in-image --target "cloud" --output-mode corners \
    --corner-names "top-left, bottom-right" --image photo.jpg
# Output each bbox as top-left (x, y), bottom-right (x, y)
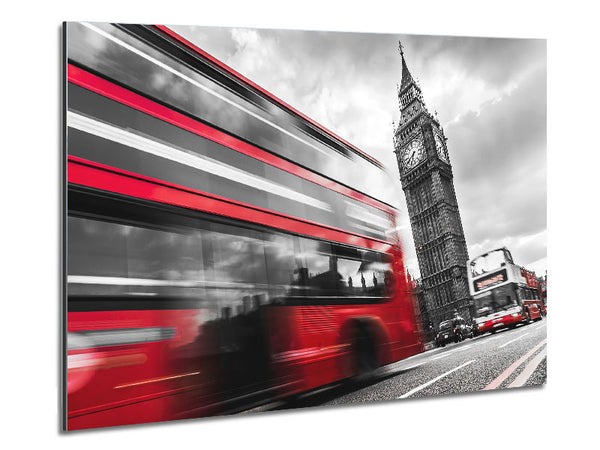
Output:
top-left (399, 35), bottom-right (546, 128)
top-left (447, 64), bottom-right (547, 269)
top-left (169, 26), bottom-right (546, 276)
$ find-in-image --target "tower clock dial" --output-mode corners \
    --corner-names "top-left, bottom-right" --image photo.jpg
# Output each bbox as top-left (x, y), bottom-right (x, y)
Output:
top-left (402, 137), bottom-right (425, 170)
top-left (434, 133), bottom-right (448, 162)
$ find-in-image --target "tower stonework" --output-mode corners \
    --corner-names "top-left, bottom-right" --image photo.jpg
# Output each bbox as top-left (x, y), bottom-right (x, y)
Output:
top-left (393, 44), bottom-right (471, 326)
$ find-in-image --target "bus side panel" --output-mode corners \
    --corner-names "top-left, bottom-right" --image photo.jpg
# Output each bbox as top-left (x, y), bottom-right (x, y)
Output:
top-left (67, 308), bottom-right (223, 430)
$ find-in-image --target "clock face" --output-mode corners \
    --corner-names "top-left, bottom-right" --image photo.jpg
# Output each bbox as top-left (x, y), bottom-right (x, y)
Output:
top-left (402, 137), bottom-right (425, 169)
top-left (434, 134), bottom-right (448, 162)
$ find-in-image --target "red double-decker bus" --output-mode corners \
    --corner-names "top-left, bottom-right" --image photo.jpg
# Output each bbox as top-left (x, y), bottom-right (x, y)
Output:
top-left (468, 247), bottom-right (544, 335)
top-left (64, 23), bottom-right (423, 430)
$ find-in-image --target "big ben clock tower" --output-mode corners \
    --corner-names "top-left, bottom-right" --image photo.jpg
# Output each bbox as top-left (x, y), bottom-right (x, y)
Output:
top-left (393, 42), bottom-right (471, 326)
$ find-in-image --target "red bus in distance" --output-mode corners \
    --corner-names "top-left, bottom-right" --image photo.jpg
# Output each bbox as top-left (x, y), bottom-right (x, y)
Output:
top-left (468, 247), bottom-right (544, 335)
top-left (64, 23), bottom-right (423, 430)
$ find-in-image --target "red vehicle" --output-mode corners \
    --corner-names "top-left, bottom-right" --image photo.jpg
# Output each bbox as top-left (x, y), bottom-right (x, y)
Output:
top-left (468, 247), bottom-right (544, 335)
top-left (64, 23), bottom-right (423, 430)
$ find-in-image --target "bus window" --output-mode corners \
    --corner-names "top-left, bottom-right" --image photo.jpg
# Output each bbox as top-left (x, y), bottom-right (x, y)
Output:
top-left (336, 257), bottom-right (363, 294)
top-left (470, 249), bottom-right (507, 277)
top-left (68, 215), bottom-right (206, 298)
top-left (357, 251), bottom-right (392, 297)
top-left (295, 238), bottom-right (336, 296)
top-left (264, 234), bottom-right (296, 283)
top-left (208, 224), bottom-right (268, 286)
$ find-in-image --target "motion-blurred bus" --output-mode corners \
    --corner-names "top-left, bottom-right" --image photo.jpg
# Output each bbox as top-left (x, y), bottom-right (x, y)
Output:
top-left (64, 23), bottom-right (423, 430)
top-left (468, 247), bottom-right (544, 335)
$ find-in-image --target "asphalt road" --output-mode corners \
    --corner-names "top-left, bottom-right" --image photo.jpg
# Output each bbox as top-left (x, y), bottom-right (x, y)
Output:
top-left (264, 317), bottom-right (547, 411)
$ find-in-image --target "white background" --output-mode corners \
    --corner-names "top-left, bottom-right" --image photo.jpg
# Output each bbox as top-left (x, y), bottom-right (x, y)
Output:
top-left (1, 0), bottom-right (597, 448)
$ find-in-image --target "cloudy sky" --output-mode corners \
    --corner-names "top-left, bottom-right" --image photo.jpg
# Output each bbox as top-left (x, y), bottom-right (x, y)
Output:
top-left (170, 25), bottom-right (547, 279)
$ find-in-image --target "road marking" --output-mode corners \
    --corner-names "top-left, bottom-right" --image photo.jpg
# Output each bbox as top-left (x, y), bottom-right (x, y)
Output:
top-left (397, 360), bottom-right (475, 399)
top-left (444, 347), bottom-right (464, 355)
top-left (483, 339), bottom-right (546, 390)
top-left (508, 347), bottom-right (547, 388)
top-left (454, 344), bottom-right (473, 352)
top-left (498, 332), bottom-right (530, 349)
top-left (431, 353), bottom-right (452, 361)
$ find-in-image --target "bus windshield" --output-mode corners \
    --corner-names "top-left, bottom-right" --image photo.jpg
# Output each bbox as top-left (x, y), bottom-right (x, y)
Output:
top-left (470, 249), bottom-right (510, 277)
top-left (473, 284), bottom-right (518, 317)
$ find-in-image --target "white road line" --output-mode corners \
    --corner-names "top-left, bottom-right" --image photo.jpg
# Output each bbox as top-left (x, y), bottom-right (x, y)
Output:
top-left (397, 360), bottom-right (475, 399)
top-left (498, 332), bottom-right (530, 349)
top-left (508, 347), bottom-right (547, 388)
top-left (454, 344), bottom-right (473, 352)
top-left (430, 353), bottom-right (452, 361)
top-left (483, 339), bottom-right (546, 390)
top-left (444, 348), bottom-right (462, 355)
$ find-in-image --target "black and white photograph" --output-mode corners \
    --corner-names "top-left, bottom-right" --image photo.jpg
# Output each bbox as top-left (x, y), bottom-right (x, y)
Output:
top-left (2, 0), bottom-right (598, 448)
top-left (62, 21), bottom-right (547, 431)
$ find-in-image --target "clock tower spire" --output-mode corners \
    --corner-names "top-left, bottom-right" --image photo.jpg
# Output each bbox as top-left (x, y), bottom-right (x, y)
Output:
top-left (398, 41), bottom-right (416, 92)
top-left (393, 41), bottom-right (471, 328)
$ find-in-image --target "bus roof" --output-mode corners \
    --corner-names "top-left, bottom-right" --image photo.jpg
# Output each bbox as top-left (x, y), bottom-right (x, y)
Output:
top-left (469, 247), bottom-right (511, 262)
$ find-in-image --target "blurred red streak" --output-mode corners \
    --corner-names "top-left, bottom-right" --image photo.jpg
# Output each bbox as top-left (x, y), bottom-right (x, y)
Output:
top-left (114, 371), bottom-right (202, 389)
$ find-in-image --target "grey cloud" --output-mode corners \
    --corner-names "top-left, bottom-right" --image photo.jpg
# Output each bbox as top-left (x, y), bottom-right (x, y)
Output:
top-left (169, 25), bottom-right (546, 275)
top-left (449, 64), bottom-right (546, 246)
top-left (400, 34), bottom-right (546, 91)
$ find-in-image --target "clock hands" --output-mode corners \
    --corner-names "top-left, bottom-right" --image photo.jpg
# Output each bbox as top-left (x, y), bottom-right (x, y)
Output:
top-left (404, 141), bottom-right (420, 168)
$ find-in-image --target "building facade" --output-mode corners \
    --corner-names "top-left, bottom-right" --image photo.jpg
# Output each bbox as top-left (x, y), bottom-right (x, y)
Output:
top-left (393, 44), bottom-right (471, 326)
